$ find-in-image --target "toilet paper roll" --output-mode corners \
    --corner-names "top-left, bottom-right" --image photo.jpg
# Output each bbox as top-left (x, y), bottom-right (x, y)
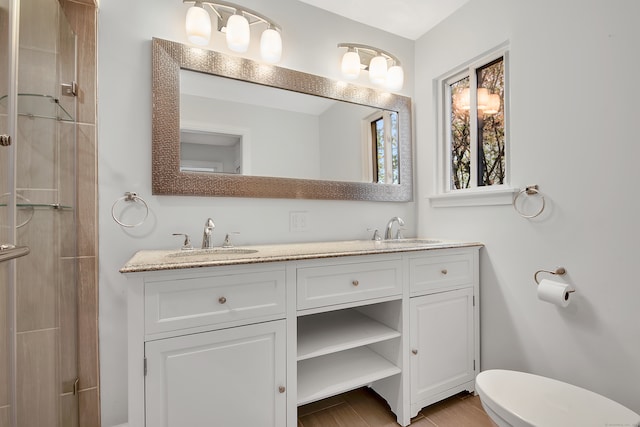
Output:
top-left (537, 279), bottom-right (573, 307)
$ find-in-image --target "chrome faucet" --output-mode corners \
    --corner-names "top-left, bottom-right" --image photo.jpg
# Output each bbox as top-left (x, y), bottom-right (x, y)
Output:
top-left (202, 218), bottom-right (215, 249)
top-left (384, 216), bottom-right (405, 240)
top-left (172, 233), bottom-right (193, 250)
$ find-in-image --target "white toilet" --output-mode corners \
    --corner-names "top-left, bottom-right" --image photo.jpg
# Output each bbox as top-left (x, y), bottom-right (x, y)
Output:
top-left (476, 369), bottom-right (640, 427)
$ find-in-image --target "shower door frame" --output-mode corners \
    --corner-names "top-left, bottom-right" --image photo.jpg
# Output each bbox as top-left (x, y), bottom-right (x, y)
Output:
top-left (4, 0), bottom-right (21, 425)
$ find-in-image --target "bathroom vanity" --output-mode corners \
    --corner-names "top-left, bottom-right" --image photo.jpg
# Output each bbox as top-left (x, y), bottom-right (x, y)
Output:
top-left (121, 240), bottom-right (481, 426)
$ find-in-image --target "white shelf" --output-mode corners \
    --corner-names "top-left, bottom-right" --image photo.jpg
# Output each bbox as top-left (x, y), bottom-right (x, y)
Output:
top-left (297, 346), bottom-right (401, 406)
top-left (297, 309), bottom-right (401, 361)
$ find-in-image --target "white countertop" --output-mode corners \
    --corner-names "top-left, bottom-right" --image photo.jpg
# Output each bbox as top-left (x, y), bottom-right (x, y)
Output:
top-left (120, 239), bottom-right (483, 273)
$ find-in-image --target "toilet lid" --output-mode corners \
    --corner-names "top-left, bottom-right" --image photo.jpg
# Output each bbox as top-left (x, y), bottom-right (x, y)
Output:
top-left (476, 370), bottom-right (640, 427)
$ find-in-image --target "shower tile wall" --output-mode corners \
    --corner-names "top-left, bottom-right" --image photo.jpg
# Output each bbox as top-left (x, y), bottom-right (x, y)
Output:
top-left (0, 263), bottom-right (7, 427)
top-left (17, 330), bottom-right (58, 426)
top-left (15, 0), bottom-right (59, 423)
top-left (59, 0), bottom-right (99, 425)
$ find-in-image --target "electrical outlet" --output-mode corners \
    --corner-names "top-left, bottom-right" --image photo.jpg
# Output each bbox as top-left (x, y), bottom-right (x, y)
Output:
top-left (290, 211), bottom-right (309, 232)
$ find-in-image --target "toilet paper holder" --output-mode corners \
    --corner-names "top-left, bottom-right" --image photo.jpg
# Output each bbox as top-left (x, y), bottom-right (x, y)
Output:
top-left (534, 266), bottom-right (575, 292)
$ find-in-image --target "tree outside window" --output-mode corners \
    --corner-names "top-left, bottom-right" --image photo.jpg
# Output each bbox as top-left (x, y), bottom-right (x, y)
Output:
top-left (446, 55), bottom-right (506, 191)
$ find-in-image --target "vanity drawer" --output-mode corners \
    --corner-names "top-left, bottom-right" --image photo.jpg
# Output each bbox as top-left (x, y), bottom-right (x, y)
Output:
top-left (409, 251), bottom-right (475, 295)
top-left (144, 268), bottom-right (286, 335)
top-left (297, 257), bottom-right (402, 310)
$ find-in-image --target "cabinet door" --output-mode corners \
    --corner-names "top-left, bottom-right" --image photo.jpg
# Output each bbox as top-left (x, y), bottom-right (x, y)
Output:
top-left (410, 288), bottom-right (474, 405)
top-left (145, 320), bottom-right (286, 427)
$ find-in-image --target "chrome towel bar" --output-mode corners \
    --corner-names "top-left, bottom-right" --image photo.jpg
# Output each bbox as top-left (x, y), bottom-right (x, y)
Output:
top-left (0, 245), bottom-right (30, 263)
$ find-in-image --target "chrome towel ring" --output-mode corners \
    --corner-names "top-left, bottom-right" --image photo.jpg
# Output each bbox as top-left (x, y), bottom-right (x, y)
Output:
top-left (111, 192), bottom-right (149, 228)
top-left (513, 185), bottom-right (545, 218)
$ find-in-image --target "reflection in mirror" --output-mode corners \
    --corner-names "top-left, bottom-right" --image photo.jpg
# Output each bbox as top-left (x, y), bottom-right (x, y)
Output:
top-left (180, 129), bottom-right (243, 174)
top-left (369, 110), bottom-right (399, 184)
top-left (179, 69), bottom-right (399, 183)
top-left (152, 38), bottom-right (413, 201)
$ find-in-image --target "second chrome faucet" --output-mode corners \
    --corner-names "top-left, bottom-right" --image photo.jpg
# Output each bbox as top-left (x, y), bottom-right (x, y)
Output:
top-left (384, 216), bottom-right (405, 240)
top-left (202, 218), bottom-right (215, 249)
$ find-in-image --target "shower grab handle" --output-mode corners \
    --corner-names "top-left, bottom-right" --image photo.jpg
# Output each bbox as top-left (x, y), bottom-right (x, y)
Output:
top-left (0, 244), bottom-right (30, 263)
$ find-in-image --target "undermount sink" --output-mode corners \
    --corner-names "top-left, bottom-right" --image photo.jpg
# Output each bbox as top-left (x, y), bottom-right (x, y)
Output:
top-left (380, 238), bottom-right (442, 245)
top-left (167, 248), bottom-right (259, 258)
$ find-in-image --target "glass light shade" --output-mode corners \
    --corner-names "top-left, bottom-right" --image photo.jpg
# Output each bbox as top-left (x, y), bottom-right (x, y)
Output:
top-left (341, 50), bottom-right (361, 80)
top-left (260, 28), bottom-right (282, 63)
top-left (368, 55), bottom-right (388, 85)
top-left (477, 88), bottom-right (490, 110)
top-left (185, 5), bottom-right (211, 46)
top-left (484, 93), bottom-right (501, 115)
top-left (454, 88), bottom-right (470, 111)
top-left (226, 14), bottom-right (250, 53)
top-left (385, 65), bottom-right (404, 91)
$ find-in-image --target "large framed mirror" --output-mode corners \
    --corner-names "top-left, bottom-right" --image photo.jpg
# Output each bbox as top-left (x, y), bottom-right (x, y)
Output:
top-left (152, 38), bottom-right (413, 201)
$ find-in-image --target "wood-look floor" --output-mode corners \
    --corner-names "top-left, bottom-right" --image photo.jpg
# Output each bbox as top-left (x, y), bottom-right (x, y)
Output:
top-left (298, 388), bottom-right (495, 427)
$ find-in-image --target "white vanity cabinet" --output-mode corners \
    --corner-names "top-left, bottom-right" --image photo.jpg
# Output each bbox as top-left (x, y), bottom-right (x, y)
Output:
top-left (407, 249), bottom-right (480, 417)
top-left (125, 263), bottom-right (288, 427)
top-left (123, 242), bottom-right (481, 427)
top-left (145, 319), bottom-right (286, 427)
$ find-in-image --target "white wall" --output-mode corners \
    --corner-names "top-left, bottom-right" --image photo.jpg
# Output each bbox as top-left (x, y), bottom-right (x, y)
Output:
top-left (97, 0), bottom-right (414, 425)
top-left (415, 0), bottom-right (640, 414)
top-left (319, 102), bottom-right (375, 182)
top-left (181, 93), bottom-right (322, 179)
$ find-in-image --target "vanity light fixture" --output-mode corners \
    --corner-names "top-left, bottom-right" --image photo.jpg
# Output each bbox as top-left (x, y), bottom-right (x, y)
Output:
top-left (454, 87), bottom-right (501, 115)
top-left (183, 0), bottom-right (282, 63)
top-left (338, 43), bottom-right (404, 91)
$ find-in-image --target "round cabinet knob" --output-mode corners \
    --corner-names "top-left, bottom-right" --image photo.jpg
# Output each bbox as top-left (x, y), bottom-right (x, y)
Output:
top-left (441, 269), bottom-right (448, 275)
top-left (218, 296), bottom-right (227, 304)
top-left (352, 280), bottom-right (359, 287)
top-left (278, 386), bottom-right (286, 393)
top-left (411, 349), bottom-right (418, 355)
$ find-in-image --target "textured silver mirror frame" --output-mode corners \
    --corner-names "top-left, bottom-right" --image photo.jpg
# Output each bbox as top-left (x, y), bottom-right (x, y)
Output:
top-left (152, 38), bottom-right (413, 202)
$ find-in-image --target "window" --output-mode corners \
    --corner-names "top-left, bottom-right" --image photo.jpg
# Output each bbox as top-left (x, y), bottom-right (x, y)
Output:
top-left (367, 110), bottom-right (399, 184)
top-left (435, 47), bottom-right (512, 205)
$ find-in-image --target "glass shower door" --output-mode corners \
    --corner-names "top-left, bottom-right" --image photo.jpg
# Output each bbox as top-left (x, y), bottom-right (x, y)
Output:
top-left (1, 0), bottom-right (79, 425)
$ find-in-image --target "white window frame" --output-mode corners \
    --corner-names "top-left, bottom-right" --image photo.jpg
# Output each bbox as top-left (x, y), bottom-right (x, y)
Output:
top-left (181, 120), bottom-right (252, 175)
top-left (429, 43), bottom-right (518, 207)
top-left (362, 110), bottom-right (399, 184)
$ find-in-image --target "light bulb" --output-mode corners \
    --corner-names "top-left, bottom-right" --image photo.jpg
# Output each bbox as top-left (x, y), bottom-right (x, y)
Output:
top-left (226, 14), bottom-right (250, 53)
top-left (260, 28), bottom-right (282, 63)
top-left (185, 4), bottom-right (211, 46)
top-left (385, 65), bottom-right (404, 91)
top-left (454, 88), bottom-right (470, 111)
top-left (341, 50), bottom-right (361, 80)
top-left (368, 55), bottom-right (388, 85)
top-left (477, 88), bottom-right (490, 111)
top-left (484, 93), bottom-right (501, 115)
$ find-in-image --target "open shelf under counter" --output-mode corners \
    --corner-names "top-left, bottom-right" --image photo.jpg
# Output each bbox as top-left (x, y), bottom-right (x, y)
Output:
top-left (297, 346), bottom-right (401, 406)
top-left (297, 309), bottom-right (401, 361)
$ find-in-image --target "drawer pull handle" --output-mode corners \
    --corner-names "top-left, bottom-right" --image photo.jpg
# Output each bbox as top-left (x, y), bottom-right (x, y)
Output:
top-left (218, 296), bottom-right (227, 304)
top-left (411, 349), bottom-right (418, 355)
top-left (441, 269), bottom-right (448, 275)
top-left (278, 386), bottom-right (286, 393)
top-left (352, 280), bottom-right (359, 287)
